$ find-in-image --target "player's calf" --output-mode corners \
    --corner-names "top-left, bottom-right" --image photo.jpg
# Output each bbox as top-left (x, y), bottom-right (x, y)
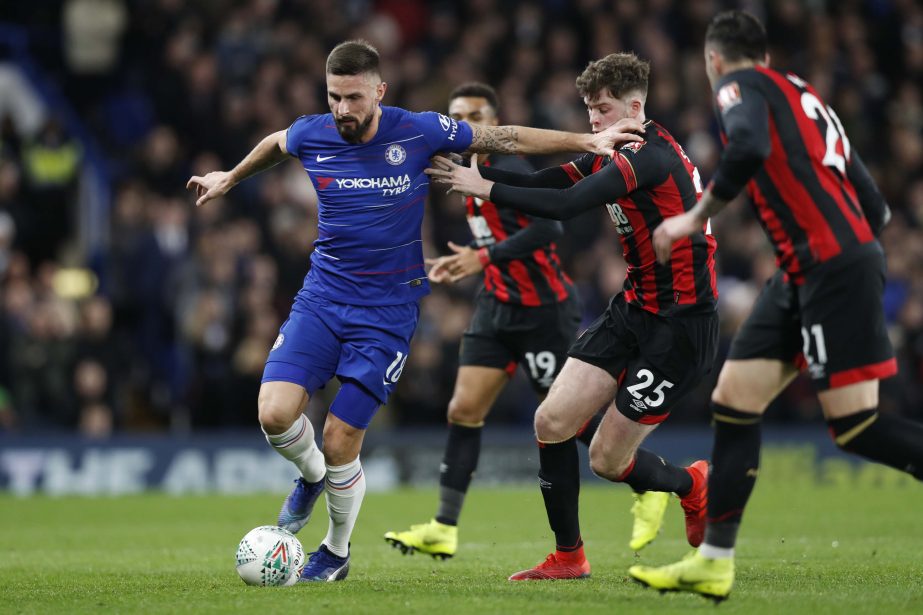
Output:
top-left (827, 409), bottom-right (923, 480)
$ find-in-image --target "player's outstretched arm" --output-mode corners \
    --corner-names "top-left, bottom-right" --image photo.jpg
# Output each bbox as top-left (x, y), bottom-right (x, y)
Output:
top-left (186, 130), bottom-right (288, 207)
top-left (427, 154), bottom-right (632, 221)
top-left (477, 164), bottom-right (575, 189)
top-left (467, 118), bottom-right (644, 157)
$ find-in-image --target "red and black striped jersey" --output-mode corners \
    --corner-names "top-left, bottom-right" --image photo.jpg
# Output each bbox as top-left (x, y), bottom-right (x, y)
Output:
top-left (710, 66), bottom-right (888, 283)
top-left (465, 155), bottom-right (574, 307)
top-left (558, 121), bottom-right (718, 316)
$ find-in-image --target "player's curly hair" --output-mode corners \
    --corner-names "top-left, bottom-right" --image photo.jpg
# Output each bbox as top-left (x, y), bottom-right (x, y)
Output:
top-left (326, 39), bottom-right (380, 77)
top-left (706, 10), bottom-right (767, 62)
top-left (576, 52), bottom-right (650, 100)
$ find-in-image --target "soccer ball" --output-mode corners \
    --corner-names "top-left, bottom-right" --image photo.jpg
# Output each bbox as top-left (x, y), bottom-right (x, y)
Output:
top-left (235, 525), bottom-right (306, 586)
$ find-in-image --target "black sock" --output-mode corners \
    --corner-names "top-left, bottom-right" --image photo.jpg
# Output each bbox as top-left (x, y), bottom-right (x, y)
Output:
top-left (703, 403), bottom-right (762, 549)
top-left (615, 448), bottom-right (693, 495)
top-left (828, 409), bottom-right (923, 479)
top-left (575, 409), bottom-right (604, 447)
top-left (435, 423), bottom-right (482, 526)
top-left (538, 437), bottom-right (582, 551)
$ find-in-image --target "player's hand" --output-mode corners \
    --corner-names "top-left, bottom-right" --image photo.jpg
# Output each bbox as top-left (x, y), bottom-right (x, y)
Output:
top-left (431, 152), bottom-right (465, 167)
top-left (588, 118), bottom-right (645, 157)
top-left (186, 171), bottom-right (235, 207)
top-left (653, 212), bottom-right (701, 264)
top-left (425, 256), bottom-right (452, 283)
top-left (425, 156), bottom-right (493, 200)
top-left (444, 241), bottom-right (483, 282)
top-left (425, 242), bottom-right (483, 284)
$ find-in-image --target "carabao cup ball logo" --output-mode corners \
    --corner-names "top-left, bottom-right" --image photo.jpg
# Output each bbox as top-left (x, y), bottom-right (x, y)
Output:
top-left (385, 143), bottom-right (407, 166)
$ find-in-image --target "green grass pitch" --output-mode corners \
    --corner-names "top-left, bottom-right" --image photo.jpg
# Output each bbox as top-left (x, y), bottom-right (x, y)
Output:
top-left (2, 452), bottom-right (922, 614)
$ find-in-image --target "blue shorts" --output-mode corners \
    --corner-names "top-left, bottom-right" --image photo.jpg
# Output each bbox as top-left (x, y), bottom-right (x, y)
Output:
top-left (263, 291), bottom-right (419, 423)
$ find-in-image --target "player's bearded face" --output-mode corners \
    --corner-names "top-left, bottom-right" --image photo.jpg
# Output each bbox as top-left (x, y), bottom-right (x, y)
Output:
top-left (327, 73), bottom-right (383, 144)
top-left (334, 112), bottom-right (374, 143)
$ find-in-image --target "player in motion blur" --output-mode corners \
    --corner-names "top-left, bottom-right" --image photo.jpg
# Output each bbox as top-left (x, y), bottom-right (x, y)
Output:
top-left (428, 52), bottom-right (719, 581)
top-left (186, 41), bottom-right (641, 582)
top-left (383, 83), bottom-right (595, 560)
top-left (629, 11), bottom-right (918, 601)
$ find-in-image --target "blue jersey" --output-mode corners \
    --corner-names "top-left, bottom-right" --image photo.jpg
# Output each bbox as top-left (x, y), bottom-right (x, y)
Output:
top-left (286, 106), bottom-right (473, 306)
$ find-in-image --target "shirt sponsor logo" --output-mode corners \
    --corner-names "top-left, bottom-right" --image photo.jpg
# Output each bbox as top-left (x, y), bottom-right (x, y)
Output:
top-left (438, 113), bottom-right (459, 141)
top-left (717, 81), bottom-right (742, 113)
top-left (316, 173), bottom-right (412, 196)
top-left (271, 333), bottom-right (285, 351)
top-left (385, 143), bottom-right (407, 166)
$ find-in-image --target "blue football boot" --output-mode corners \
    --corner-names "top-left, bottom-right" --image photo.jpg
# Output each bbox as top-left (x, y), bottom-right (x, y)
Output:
top-left (299, 544), bottom-right (350, 582)
top-left (277, 477), bottom-right (324, 534)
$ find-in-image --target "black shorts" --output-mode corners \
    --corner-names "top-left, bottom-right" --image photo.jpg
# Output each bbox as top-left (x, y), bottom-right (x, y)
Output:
top-left (459, 292), bottom-right (581, 393)
top-left (568, 293), bottom-right (719, 424)
top-left (728, 242), bottom-right (896, 391)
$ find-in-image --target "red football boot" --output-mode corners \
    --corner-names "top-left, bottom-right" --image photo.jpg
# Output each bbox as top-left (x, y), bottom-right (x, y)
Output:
top-left (508, 547), bottom-right (591, 581)
top-left (680, 459), bottom-right (709, 547)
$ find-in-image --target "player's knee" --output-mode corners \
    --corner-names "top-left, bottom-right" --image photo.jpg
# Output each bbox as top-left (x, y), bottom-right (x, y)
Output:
top-left (447, 395), bottom-right (484, 426)
top-left (588, 439), bottom-right (630, 481)
top-left (711, 370), bottom-right (760, 412)
top-left (257, 393), bottom-right (299, 435)
top-left (588, 440), bottom-right (614, 479)
top-left (534, 405), bottom-right (569, 442)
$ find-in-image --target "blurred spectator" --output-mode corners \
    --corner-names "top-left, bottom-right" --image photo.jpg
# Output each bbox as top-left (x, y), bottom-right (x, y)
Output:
top-left (20, 117), bottom-right (82, 264)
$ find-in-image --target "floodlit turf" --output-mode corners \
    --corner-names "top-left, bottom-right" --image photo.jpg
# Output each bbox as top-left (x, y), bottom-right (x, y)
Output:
top-left (2, 452), bottom-right (923, 614)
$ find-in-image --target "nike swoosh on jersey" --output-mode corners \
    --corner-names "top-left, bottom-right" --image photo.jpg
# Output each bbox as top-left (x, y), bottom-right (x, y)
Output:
top-left (316, 154), bottom-right (337, 162)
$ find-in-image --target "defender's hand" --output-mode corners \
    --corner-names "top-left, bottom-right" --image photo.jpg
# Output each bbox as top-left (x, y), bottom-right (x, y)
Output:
top-left (425, 156), bottom-right (493, 200)
top-left (425, 256), bottom-right (452, 284)
top-left (186, 170), bottom-right (235, 207)
top-left (588, 118), bottom-right (645, 157)
top-left (426, 242), bottom-right (484, 284)
top-left (653, 212), bottom-right (701, 264)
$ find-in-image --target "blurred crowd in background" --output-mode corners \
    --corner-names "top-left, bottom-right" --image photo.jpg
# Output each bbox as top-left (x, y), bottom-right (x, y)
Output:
top-left (0, 0), bottom-right (922, 436)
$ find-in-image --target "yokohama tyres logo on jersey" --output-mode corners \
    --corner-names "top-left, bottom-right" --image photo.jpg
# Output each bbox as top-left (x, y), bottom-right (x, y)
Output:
top-left (315, 173), bottom-right (412, 196)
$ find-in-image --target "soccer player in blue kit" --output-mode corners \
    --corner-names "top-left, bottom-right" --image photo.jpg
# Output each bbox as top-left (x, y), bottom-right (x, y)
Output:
top-left (187, 40), bottom-right (641, 582)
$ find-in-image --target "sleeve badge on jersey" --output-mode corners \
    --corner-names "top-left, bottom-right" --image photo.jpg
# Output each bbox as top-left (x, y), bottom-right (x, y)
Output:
top-left (716, 81), bottom-right (742, 112)
top-left (438, 114), bottom-right (452, 131)
top-left (620, 140), bottom-right (646, 153)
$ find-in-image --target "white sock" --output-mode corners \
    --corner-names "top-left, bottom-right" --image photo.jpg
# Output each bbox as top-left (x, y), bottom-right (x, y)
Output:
top-left (263, 414), bottom-right (326, 483)
top-left (322, 457), bottom-right (366, 558)
top-left (699, 543), bottom-right (735, 559)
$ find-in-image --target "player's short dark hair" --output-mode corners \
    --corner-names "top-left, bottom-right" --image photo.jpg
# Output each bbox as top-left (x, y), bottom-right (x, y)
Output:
top-left (448, 82), bottom-right (499, 113)
top-left (705, 10), bottom-right (768, 62)
top-left (576, 53), bottom-right (650, 100)
top-left (326, 40), bottom-right (380, 77)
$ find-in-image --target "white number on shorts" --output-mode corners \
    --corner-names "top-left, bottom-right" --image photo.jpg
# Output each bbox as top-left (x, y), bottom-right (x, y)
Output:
top-left (524, 351), bottom-right (556, 386)
top-left (801, 324), bottom-right (828, 366)
top-left (625, 369), bottom-right (675, 408)
top-left (385, 351), bottom-right (408, 384)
